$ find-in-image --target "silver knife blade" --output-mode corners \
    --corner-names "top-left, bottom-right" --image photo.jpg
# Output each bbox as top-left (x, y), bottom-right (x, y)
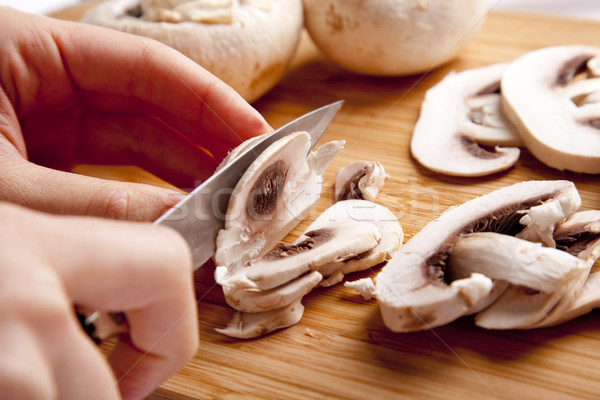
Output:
top-left (154, 100), bottom-right (344, 270)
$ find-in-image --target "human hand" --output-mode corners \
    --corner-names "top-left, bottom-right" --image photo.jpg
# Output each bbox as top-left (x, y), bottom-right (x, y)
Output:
top-left (0, 202), bottom-right (198, 400)
top-left (0, 6), bottom-right (271, 221)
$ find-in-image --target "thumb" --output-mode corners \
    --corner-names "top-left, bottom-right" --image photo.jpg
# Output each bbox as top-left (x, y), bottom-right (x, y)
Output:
top-left (1, 159), bottom-right (185, 221)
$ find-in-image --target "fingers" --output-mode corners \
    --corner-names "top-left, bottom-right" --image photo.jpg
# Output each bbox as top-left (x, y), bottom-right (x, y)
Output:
top-left (55, 22), bottom-right (271, 145)
top-left (1, 203), bottom-right (199, 399)
top-left (0, 156), bottom-right (184, 220)
top-left (76, 110), bottom-right (224, 188)
top-left (0, 227), bottom-right (120, 400)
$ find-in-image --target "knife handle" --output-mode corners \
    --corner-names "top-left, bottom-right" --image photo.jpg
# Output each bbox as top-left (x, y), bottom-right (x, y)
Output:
top-left (75, 306), bottom-right (129, 344)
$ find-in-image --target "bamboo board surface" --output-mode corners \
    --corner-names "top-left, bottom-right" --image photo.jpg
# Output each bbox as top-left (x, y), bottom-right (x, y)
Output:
top-left (52, 4), bottom-right (600, 399)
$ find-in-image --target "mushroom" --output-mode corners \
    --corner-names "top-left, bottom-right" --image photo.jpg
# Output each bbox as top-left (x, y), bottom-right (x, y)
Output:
top-left (221, 221), bottom-right (381, 296)
top-left (216, 211), bottom-right (384, 336)
top-left (476, 210), bottom-right (600, 330)
top-left (81, 0), bottom-right (303, 102)
top-left (302, 0), bottom-right (488, 76)
top-left (300, 200), bottom-right (403, 287)
top-left (214, 131), bottom-right (344, 272)
top-left (448, 232), bottom-right (583, 293)
top-left (411, 63), bottom-right (522, 177)
top-left (215, 299), bottom-right (305, 339)
top-left (501, 45), bottom-right (600, 173)
top-left (334, 161), bottom-right (386, 201)
top-left (351, 180), bottom-right (581, 332)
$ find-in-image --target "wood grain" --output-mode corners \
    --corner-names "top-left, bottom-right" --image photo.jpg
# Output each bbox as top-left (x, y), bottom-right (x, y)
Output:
top-left (51, 4), bottom-right (600, 399)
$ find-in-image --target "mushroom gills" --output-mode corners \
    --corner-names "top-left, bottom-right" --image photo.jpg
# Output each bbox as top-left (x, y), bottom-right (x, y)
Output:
top-left (334, 161), bottom-right (386, 201)
top-left (411, 63), bottom-right (521, 177)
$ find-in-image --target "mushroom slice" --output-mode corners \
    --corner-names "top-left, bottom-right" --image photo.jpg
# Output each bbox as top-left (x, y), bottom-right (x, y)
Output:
top-left (448, 232), bottom-right (582, 293)
top-left (475, 211), bottom-right (600, 330)
top-left (554, 210), bottom-right (600, 263)
top-left (222, 271), bottom-right (322, 313)
top-left (298, 200), bottom-right (403, 285)
top-left (216, 299), bottom-right (305, 339)
top-left (370, 180), bottom-right (580, 332)
top-left (215, 132), bottom-right (270, 172)
top-left (531, 271), bottom-right (600, 329)
top-left (411, 63), bottom-right (521, 177)
top-left (334, 162), bottom-right (386, 201)
top-left (529, 210), bottom-right (600, 328)
top-left (474, 262), bottom-right (589, 330)
top-left (233, 221), bottom-right (381, 291)
top-left (501, 45), bottom-right (600, 173)
top-left (214, 131), bottom-right (343, 275)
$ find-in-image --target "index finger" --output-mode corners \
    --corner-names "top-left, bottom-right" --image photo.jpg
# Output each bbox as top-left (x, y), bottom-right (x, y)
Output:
top-left (10, 9), bottom-right (270, 147)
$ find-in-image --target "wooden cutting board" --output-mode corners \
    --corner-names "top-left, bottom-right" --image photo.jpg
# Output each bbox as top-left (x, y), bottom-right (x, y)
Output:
top-left (51, 4), bottom-right (600, 399)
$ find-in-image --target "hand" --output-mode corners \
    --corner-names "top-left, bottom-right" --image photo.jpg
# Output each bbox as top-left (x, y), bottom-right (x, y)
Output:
top-left (0, 202), bottom-right (198, 400)
top-left (0, 7), bottom-right (271, 221)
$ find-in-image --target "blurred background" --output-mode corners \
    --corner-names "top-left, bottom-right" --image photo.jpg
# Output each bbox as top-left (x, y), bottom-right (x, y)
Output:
top-left (0, 0), bottom-right (599, 20)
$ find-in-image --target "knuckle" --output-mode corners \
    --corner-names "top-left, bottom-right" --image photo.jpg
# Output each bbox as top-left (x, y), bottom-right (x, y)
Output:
top-left (88, 183), bottom-right (132, 220)
top-left (2, 267), bottom-right (72, 332)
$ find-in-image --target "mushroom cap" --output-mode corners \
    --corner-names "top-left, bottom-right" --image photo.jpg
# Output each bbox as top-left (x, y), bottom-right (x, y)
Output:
top-left (373, 180), bottom-right (581, 332)
top-left (303, 0), bottom-right (488, 76)
top-left (411, 63), bottom-right (521, 177)
top-left (501, 45), bottom-right (600, 173)
top-left (81, 0), bottom-right (303, 102)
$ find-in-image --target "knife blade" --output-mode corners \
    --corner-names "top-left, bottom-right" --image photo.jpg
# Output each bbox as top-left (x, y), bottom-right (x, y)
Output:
top-left (155, 99), bottom-right (344, 270)
top-left (77, 100), bottom-right (344, 342)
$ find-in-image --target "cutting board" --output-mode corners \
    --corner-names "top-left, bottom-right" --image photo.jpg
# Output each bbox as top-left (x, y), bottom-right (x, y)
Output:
top-left (51, 4), bottom-right (600, 399)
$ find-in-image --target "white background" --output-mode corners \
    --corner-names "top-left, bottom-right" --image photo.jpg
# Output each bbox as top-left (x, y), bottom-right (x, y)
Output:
top-left (0, 0), bottom-right (600, 21)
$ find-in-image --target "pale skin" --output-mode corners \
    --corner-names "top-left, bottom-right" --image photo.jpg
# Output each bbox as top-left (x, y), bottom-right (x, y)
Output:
top-left (0, 6), bottom-right (271, 400)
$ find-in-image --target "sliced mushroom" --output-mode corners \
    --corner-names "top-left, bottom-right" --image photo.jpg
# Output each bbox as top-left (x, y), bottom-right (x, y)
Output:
top-left (411, 63), bottom-right (522, 177)
top-left (531, 271), bottom-right (600, 329)
top-left (214, 131), bottom-right (344, 273)
top-left (81, 0), bottom-right (303, 102)
top-left (223, 221), bottom-right (381, 293)
top-left (221, 270), bottom-right (323, 313)
top-left (367, 180), bottom-right (580, 332)
top-left (215, 299), bottom-right (305, 339)
top-left (334, 161), bottom-right (386, 201)
top-left (529, 210), bottom-right (600, 328)
top-left (475, 210), bottom-right (600, 330)
top-left (298, 200), bottom-right (403, 287)
top-left (448, 232), bottom-right (582, 293)
top-left (554, 210), bottom-right (600, 262)
top-left (501, 45), bottom-right (600, 173)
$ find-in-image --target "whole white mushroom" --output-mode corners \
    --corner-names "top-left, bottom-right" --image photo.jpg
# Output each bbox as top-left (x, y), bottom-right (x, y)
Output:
top-left (302, 0), bottom-right (488, 76)
top-left (81, 0), bottom-right (304, 102)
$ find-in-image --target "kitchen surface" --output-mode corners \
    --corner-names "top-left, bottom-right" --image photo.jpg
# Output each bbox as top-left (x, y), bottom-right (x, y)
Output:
top-left (4, 1), bottom-right (600, 399)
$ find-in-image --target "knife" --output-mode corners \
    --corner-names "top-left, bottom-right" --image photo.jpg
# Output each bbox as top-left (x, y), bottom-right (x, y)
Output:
top-left (77, 100), bottom-right (344, 342)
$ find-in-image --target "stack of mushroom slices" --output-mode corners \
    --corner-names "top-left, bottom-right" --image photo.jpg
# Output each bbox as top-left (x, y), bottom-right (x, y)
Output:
top-left (411, 45), bottom-right (600, 176)
top-left (346, 180), bottom-right (600, 332)
top-left (213, 134), bottom-right (402, 338)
